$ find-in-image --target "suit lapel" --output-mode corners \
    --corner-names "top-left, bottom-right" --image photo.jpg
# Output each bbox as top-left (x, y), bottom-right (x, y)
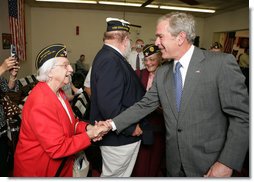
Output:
top-left (180, 47), bottom-right (205, 117)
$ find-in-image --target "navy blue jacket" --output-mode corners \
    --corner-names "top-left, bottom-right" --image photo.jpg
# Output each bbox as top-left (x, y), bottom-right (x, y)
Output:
top-left (90, 44), bottom-right (153, 146)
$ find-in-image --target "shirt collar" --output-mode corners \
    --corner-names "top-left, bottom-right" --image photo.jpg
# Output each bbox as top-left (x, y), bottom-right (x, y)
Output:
top-left (174, 45), bottom-right (195, 71)
top-left (105, 43), bottom-right (123, 56)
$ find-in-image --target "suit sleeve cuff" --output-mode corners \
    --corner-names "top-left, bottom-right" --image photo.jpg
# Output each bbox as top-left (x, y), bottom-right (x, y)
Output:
top-left (111, 120), bottom-right (117, 131)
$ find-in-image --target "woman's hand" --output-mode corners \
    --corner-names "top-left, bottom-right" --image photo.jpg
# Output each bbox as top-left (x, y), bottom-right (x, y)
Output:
top-left (1, 57), bottom-right (18, 72)
top-left (9, 64), bottom-right (20, 79)
top-left (86, 124), bottom-right (111, 141)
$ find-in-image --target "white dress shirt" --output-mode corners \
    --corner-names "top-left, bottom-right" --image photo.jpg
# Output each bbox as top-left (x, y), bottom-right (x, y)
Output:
top-left (84, 66), bottom-right (92, 88)
top-left (127, 50), bottom-right (145, 70)
top-left (173, 45), bottom-right (195, 88)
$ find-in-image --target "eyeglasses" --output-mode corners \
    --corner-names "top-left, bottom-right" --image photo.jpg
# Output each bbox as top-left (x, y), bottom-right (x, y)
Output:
top-left (54, 63), bottom-right (71, 69)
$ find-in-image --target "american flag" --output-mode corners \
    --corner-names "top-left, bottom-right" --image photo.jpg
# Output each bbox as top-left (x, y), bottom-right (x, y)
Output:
top-left (8, 0), bottom-right (26, 61)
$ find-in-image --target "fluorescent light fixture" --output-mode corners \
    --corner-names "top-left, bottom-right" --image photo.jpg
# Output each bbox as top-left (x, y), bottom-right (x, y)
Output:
top-left (146, 5), bottom-right (159, 8)
top-left (160, 6), bottom-right (215, 13)
top-left (35, 0), bottom-right (215, 13)
top-left (98, 1), bottom-right (141, 7)
top-left (36, 0), bottom-right (97, 4)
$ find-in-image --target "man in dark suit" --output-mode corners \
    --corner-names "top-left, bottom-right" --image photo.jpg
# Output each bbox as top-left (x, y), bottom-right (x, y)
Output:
top-left (103, 12), bottom-right (249, 177)
top-left (90, 17), bottom-right (152, 177)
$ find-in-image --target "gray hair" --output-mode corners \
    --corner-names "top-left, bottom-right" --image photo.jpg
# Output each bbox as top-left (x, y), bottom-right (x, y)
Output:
top-left (158, 12), bottom-right (196, 43)
top-left (103, 30), bottom-right (129, 43)
top-left (36, 58), bottom-right (57, 82)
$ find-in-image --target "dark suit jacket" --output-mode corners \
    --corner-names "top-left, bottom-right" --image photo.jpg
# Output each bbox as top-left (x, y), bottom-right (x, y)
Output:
top-left (90, 44), bottom-right (152, 146)
top-left (113, 47), bottom-right (249, 176)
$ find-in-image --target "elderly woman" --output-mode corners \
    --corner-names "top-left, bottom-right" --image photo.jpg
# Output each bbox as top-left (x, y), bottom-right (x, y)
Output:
top-left (132, 44), bottom-right (166, 177)
top-left (0, 56), bottom-right (20, 176)
top-left (14, 44), bottom-right (108, 177)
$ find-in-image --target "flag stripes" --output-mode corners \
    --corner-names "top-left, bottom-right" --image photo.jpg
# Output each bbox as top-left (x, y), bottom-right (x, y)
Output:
top-left (8, 0), bottom-right (26, 61)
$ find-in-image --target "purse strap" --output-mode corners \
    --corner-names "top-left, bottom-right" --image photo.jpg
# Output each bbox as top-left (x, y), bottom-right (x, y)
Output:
top-left (55, 157), bottom-right (67, 177)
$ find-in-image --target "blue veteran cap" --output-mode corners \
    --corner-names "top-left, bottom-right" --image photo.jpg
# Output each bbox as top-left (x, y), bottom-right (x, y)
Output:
top-left (35, 43), bottom-right (67, 69)
top-left (106, 17), bottom-right (130, 32)
top-left (143, 44), bottom-right (160, 57)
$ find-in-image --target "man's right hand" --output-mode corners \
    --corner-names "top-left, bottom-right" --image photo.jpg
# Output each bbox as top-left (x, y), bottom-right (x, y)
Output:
top-left (96, 120), bottom-right (113, 130)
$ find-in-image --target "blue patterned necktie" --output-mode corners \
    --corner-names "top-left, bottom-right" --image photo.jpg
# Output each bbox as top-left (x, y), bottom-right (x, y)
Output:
top-left (174, 62), bottom-right (182, 112)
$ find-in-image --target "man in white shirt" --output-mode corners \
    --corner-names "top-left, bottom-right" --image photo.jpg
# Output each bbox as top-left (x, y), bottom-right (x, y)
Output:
top-left (127, 39), bottom-right (145, 71)
top-left (84, 66), bottom-right (92, 97)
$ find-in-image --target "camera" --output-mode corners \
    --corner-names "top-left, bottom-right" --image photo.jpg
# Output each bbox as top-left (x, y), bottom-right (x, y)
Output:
top-left (10, 44), bottom-right (17, 58)
top-left (136, 44), bottom-right (143, 49)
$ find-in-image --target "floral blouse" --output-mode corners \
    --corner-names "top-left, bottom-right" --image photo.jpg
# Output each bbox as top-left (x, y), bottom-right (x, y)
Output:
top-left (0, 77), bottom-right (19, 130)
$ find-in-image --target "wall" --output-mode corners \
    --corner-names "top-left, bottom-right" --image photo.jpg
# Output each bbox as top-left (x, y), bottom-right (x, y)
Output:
top-left (0, 0), bottom-right (11, 63)
top-left (29, 8), bottom-right (162, 73)
top-left (0, 1), bottom-right (32, 78)
top-left (24, 4), bottom-right (33, 78)
top-left (0, 2), bottom-right (249, 76)
top-left (28, 7), bottom-right (204, 74)
top-left (202, 7), bottom-right (249, 49)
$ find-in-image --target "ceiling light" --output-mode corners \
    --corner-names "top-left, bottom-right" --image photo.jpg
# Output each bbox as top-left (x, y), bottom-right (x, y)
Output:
top-left (160, 6), bottom-right (215, 13)
top-left (146, 5), bottom-right (159, 8)
top-left (98, 1), bottom-right (141, 7)
top-left (35, 0), bottom-right (97, 4)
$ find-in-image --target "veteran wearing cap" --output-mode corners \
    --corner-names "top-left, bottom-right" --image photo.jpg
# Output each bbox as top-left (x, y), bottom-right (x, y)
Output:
top-left (131, 44), bottom-right (166, 176)
top-left (90, 18), bottom-right (151, 177)
top-left (14, 44), bottom-right (109, 177)
top-left (209, 42), bottom-right (223, 52)
top-left (136, 44), bottom-right (162, 90)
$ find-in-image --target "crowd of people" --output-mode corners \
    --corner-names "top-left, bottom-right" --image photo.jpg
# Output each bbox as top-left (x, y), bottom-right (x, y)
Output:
top-left (0, 56), bottom-right (20, 176)
top-left (0, 11), bottom-right (249, 177)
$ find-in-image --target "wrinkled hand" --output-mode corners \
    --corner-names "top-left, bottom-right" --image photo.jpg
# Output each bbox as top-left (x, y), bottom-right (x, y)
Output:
top-left (92, 125), bottom-right (109, 142)
top-left (92, 120), bottom-right (113, 141)
top-left (132, 124), bottom-right (143, 136)
top-left (86, 124), bottom-right (110, 142)
top-left (204, 161), bottom-right (233, 177)
top-left (95, 120), bottom-right (112, 130)
top-left (1, 57), bottom-right (18, 72)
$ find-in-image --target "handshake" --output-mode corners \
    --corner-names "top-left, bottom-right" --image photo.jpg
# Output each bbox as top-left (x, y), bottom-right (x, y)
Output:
top-left (86, 119), bottom-right (143, 142)
top-left (86, 120), bottom-right (113, 142)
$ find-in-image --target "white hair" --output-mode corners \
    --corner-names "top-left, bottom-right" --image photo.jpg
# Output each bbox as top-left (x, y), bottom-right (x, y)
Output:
top-left (36, 58), bottom-right (57, 82)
